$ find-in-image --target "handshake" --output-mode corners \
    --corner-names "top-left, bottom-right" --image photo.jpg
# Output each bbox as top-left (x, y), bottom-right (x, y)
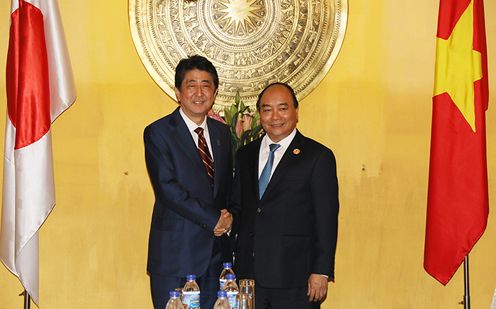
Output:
top-left (213, 209), bottom-right (232, 236)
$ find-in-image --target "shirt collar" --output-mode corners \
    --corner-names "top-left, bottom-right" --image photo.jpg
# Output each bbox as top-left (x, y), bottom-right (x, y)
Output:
top-left (179, 107), bottom-right (207, 133)
top-left (261, 128), bottom-right (297, 151)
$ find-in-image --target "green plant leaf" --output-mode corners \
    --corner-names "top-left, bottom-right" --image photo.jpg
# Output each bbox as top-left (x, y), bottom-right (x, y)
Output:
top-left (223, 106), bottom-right (232, 125)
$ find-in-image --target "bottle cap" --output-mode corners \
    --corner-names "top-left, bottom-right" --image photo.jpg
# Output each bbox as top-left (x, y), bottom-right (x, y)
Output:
top-left (217, 290), bottom-right (227, 298)
top-left (186, 274), bottom-right (196, 281)
top-left (169, 290), bottom-right (180, 298)
top-left (223, 262), bottom-right (232, 268)
top-left (225, 273), bottom-right (236, 280)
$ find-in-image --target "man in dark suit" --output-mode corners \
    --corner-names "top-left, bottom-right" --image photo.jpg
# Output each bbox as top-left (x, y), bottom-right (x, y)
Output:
top-left (232, 83), bottom-right (339, 309)
top-left (144, 55), bottom-right (233, 309)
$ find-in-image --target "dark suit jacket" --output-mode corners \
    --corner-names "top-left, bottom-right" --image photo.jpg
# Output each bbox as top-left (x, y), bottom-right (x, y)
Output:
top-left (144, 107), bottom-right (232, 277)
top-left (232, 130), bottom-right (339, 288)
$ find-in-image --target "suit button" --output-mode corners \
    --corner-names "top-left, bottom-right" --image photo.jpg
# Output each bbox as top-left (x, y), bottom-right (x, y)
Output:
top-left (257, 208), bottom-right (262, 213)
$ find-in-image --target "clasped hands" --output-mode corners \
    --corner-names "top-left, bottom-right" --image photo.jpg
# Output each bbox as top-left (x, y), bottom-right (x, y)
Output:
top-left (213, 209), bottom-right (232, 236)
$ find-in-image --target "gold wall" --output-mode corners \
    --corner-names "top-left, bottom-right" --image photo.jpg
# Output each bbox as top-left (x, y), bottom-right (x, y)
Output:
top-left (1, 0), bottom-right (496, 308)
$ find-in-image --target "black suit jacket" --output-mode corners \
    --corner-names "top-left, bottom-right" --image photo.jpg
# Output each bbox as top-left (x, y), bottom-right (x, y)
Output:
top-left (232, 131), bottom-right (339, 288)
top-left (144, 108), bottom-right (232, 277)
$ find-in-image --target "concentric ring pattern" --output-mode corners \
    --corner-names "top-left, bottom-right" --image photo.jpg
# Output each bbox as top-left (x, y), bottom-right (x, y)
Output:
top-left (130, 0), bottom-right (347, 109)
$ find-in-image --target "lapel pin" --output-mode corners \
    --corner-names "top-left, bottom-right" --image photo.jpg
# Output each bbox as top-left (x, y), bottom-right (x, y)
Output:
top-left (293, 148), bottom-right (300, 155)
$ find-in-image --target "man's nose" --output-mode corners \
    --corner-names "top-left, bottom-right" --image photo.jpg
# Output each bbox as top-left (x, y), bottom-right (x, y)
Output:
top-left (270, 110), bottom-right (281, 120)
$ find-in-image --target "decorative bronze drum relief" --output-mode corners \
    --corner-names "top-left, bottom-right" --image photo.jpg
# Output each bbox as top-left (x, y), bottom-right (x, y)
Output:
top-left (129, 0), bottom-right (347, 109)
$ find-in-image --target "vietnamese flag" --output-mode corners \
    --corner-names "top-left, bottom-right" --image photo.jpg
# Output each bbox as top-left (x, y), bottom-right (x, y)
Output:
top-left (0, 0), bottom-right (76, 304)
top-left (424, 0), bottom-right (488, 285)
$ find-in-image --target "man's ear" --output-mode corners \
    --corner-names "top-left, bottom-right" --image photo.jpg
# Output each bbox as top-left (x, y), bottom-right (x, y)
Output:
top-left (174, 87), bottom-right (181, 103)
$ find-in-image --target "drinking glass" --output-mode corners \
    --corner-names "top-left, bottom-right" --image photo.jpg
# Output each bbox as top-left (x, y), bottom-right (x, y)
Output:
top-left (236, 292), bottom-right (252, 309)
top-left (239, 279), bottom-right (255, 309)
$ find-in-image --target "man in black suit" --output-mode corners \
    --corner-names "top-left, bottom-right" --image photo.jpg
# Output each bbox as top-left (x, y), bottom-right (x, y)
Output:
top-left (232, 83), bottom-right (339, 309)
top-left (144, 55), bottom-right (233, 309)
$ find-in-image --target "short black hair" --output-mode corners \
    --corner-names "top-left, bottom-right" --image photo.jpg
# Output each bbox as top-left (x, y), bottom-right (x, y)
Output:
top-left (175, 55), bottom-right (219, 89)
top-left (256, 82), bottom-right (299, 110)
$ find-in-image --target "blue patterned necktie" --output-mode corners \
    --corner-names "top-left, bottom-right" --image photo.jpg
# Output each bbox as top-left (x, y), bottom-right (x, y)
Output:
top-left (259, 143), bottom-right (281, 199)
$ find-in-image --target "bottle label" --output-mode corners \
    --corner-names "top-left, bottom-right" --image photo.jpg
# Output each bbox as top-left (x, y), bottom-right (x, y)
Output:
top-left (182, 291), bottom-right (200, 308)
top-left (219, 279), bottom-right (227, 290)
top-left (227, 291), bottom-right (238, 309)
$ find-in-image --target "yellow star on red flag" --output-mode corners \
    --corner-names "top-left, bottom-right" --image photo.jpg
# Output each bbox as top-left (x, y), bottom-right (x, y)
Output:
top-left (433, 0), bottom-right (482, 132)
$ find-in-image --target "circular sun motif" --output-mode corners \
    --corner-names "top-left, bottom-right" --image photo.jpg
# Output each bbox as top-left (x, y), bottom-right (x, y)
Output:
top-left (129, 0), bottom-right (348, 109)
top-left (214, 0), bottom-right (265, 35)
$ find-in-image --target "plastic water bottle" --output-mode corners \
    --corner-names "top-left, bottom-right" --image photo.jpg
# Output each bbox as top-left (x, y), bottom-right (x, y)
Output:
top-left (213, 290), bottom-right (230, 309)
top-left (219, 262), bottom-right (235, 290)
top-left (165, 291), bottom-right (183, 309)
top-left (182, 275), bottom-right (201, 308)
top-left (223, 273), bottom-right (239, 309)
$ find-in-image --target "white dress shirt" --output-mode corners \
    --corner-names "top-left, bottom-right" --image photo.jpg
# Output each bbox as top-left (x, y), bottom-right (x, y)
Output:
top-left (258, 129), bottom-right (297, 179)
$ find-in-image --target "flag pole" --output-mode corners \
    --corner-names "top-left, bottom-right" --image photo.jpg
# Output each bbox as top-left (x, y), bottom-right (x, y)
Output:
top-left (464, 255), bottom-right (470, 309)
top-left (20, 290), bottom-right (30, 309)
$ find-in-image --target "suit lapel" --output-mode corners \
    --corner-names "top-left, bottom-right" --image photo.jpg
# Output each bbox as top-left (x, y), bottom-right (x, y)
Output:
top-left (251, 139), bottom-right (262, 199)
top-left (261, 131), bottom-right (305, 200)
top-left (170, 108), bottom-right (206, 174)
top-left (207, 118), bottom-right (223, 195)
